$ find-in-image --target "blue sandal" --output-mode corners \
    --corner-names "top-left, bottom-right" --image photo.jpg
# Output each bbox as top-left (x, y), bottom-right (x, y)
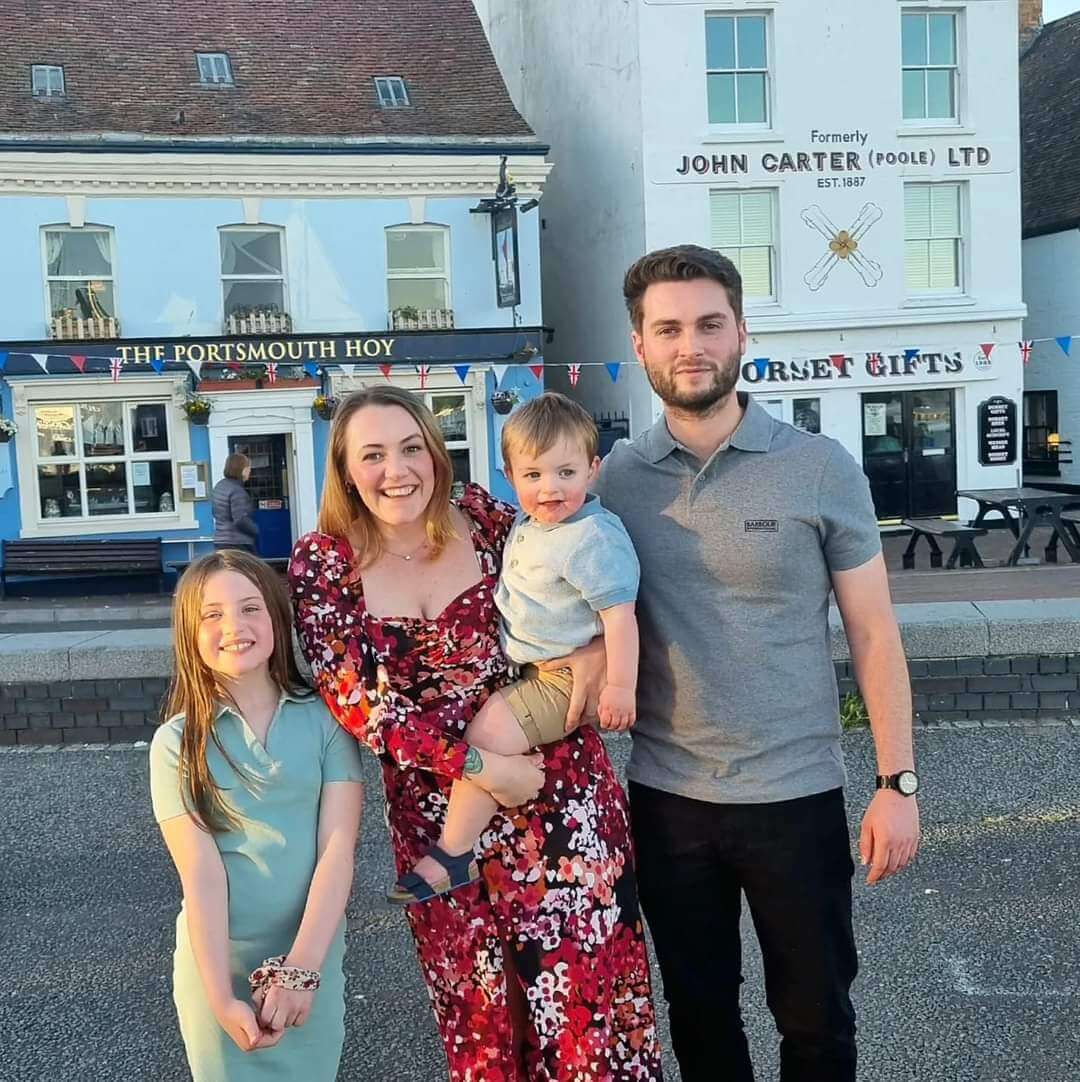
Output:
top-left (386, 844), bottom-right (481, 905)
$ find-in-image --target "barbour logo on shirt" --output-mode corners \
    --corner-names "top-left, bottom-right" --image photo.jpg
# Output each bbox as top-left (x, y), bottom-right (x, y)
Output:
top-left (744, 519), bottom-right (779, 533)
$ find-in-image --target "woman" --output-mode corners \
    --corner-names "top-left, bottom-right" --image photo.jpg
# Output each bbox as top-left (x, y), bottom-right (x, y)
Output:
top-left (289, 386), bottom-right (663, 1081)
top-left (212, 452), bottom-right (259, 554)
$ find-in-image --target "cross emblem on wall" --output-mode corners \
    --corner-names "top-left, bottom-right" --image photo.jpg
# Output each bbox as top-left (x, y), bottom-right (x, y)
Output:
top-left (802, 202), bottom-right (884, 291)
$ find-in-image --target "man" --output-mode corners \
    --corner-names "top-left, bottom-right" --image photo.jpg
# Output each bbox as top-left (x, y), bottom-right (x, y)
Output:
top-left (593, 245), bottom-right (920, 1082)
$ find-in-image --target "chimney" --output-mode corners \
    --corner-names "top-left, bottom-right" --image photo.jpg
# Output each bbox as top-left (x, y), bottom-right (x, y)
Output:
top-left (1019, 0), bottom-right (1043, 51)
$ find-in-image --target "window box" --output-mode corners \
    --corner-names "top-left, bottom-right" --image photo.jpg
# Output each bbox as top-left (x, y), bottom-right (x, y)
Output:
top-left (224, 310), bottom-right (293, 335)
top-left (50, 313), bottom-right (121, 340)
top-left (390, 307), bottom-right (456, 331)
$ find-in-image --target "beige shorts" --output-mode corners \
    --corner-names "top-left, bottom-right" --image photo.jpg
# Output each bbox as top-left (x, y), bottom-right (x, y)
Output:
top-left (503, 664), bottom-right (574, 748)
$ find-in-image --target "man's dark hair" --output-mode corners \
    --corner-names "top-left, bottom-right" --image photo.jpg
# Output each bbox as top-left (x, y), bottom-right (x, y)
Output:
top-left (623, 245), bottom-right (743, 331)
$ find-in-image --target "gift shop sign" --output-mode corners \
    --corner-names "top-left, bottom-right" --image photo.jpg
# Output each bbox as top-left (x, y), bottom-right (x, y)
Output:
top-left (739, 349), bottom-right (1001, 389)
top-left (977, 395), bottom-right (1017, 466)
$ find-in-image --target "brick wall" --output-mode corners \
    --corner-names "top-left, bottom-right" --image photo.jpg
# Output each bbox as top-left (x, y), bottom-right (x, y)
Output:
top-left (837, 655), bottom-right (1080, 724)
top-left (0, 678), bottom-right (169, 744)
top-left (1020, 0), bottom-right (1043, 50)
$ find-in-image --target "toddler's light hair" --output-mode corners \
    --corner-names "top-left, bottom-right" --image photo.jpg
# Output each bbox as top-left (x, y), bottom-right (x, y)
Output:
top-left (501, 392), bottom-right (599, 469)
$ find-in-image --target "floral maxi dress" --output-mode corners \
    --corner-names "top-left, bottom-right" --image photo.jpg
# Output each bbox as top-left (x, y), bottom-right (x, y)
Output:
top-left (290, 485), bottom-right (663, 1082)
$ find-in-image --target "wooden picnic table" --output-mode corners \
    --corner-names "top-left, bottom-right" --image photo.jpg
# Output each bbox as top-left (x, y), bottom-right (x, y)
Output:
top-left (956, 487), bottom-right (1080, 566)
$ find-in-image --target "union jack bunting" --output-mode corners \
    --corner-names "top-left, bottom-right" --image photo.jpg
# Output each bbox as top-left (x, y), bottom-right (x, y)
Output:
top-left (417, 364), bottom-right (430, 389)
top-left (568, 363), bottom-right (581, 387)
top-left (1019, 341), bottom-right (1033, 365)
top-left (266, 362), bottom-right (278, 384)
top-left (110, 358), bottom-right (123, 383)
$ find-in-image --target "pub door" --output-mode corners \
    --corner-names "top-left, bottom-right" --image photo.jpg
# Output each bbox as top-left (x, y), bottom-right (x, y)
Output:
top-left (227, 434), bottom-right (292, 558)
top-left (861, 389), bottom-right (957, 520)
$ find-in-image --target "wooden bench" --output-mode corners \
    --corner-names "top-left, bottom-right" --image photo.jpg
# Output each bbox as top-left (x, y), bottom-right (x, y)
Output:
top-left (1047, 508), bottom-right (1080, 563)
top-left (0, 537), bottom-right (165, 598)
top-left (902, 518), bottom-right (988, 570)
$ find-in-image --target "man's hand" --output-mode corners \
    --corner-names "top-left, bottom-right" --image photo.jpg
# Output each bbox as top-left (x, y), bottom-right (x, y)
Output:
top-left (536, 637), bottom-right (606, 729)
top-left (859, 789), bottom-right (920, 885)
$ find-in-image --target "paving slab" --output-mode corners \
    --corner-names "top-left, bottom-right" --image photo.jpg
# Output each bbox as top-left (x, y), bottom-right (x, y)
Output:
top-left (830, 602), bottom-right (991, 660)
top-left (973, 599), bottom-right (1080, 656)
top-left (68, 628), bottom-right (173, 680)
top-left (0, 631), bottom-right (109, 682)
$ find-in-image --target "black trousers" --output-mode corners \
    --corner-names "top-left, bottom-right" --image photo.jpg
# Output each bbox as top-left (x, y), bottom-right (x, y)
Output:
top-left (629, 783), bottom-right (858, 1082)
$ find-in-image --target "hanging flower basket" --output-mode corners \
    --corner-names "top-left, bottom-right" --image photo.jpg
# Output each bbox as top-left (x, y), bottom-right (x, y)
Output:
top-left (0, 418), bottom-right (15, 443)
top-left (182, 397), bottom-right (212, 426)
top-left (312, 395), bottom-right (339, 421)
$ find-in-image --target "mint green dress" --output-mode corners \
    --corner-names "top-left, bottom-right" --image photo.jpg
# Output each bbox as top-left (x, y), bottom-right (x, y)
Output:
top-left (150, 690), bottom-right (364, 1082)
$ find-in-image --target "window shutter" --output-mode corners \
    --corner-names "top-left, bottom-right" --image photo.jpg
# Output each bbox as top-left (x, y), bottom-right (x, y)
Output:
top-left (710, 192), bottom-right (742, 247)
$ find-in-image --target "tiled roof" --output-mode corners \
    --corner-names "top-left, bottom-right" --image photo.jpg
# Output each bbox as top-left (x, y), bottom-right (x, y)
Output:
top-left (0, 0), bottom-right (536, 146)
top-left (1021, 14), bottom-right (1080, 236)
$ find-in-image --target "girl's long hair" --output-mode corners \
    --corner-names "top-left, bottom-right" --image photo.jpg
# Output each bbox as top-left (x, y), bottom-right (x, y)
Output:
top-left (317, 384), bottom-right (457, 566)
top-left (162, 549), bottom-right (305, 833)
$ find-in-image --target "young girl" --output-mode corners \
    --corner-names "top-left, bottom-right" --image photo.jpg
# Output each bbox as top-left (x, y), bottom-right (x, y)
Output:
top-left (150, 550), bottom-right (363, 1081)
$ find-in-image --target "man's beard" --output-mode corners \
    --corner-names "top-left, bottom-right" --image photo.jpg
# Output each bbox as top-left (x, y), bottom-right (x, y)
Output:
top-left (642, 347), bottom-right (742, 414)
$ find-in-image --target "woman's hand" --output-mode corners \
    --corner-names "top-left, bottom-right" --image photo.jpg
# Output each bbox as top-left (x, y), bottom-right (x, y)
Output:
top-left (537, 637), bottom-right (606, 729)
top-left (598, 685), bottom-right (635, 732)
top-left (213, 998), bottom-right (267, 1053)
top-left (470, 750), bottom-right (545, 807)
top-left (254, 983), bottom-right (316, 1032)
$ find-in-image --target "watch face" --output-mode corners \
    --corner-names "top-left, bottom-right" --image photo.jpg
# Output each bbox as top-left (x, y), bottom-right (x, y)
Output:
top-left (897, 771), bottom-right (919, 796)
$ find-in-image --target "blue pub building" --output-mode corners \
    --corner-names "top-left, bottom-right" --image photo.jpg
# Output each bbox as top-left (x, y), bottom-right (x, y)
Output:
top-left (0, 0), bottom-right (549, 576)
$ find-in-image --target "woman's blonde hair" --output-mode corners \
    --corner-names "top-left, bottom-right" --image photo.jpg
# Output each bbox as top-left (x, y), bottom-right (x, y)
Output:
top-left (222, 452), bottom-right (250, 480)
top-left (501, 391), bottom-right (599, 468)
top-left (317, 385), bottom-right (457, 566)
top-left (162, 550), bottom-right (305, 833)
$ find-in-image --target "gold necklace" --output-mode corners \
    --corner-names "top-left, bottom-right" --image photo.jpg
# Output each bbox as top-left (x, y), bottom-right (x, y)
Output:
top-left (383, 538), bottom-right (430, 562)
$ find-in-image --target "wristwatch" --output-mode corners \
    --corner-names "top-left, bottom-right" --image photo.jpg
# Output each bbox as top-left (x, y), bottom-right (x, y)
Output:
top-left (876, 770), bottom-right (919, 796)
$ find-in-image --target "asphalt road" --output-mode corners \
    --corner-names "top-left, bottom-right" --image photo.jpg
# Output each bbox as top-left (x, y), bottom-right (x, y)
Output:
top-left (2, 724), bottom-right (1078, 1082)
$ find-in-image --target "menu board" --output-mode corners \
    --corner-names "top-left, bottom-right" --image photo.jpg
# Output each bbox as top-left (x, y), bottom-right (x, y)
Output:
top-left (978, 396), bottom-right (1017, 466)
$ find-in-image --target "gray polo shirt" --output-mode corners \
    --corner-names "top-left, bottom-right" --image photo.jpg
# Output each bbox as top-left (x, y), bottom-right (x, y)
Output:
top-left (594, 394), bottom-right (881, 804)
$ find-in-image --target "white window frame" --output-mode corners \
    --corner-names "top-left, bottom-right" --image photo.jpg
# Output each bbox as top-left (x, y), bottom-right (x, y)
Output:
top-left (41, 225), bottom-right (118, 325)
top-left (903, 181), bottom-right (966, 297)
top-left (900, 9), bottom-right (961, 126)
top-left (197, 52), bottom-right (234, 85)
top-left (219, 225), bottom-right (289, 322)
top-left (329, 366), bottom-right (489, 490)
top-left (10, 376), bottom-right (197, 538)
top-left (31, 64), bottom-right (65, 97)
top-left (709, 188), bottom-right (779, 305)
top-left (704, 12), bottom-right (772, 130)
top-left (374, 76), bottom-right (410, 108)
top-left (385, 224), bottom-right (452, 313)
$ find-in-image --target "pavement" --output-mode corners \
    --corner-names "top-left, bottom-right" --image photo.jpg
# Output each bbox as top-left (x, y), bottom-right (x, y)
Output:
top-left (1, 725), bottom-right (1078, 1082)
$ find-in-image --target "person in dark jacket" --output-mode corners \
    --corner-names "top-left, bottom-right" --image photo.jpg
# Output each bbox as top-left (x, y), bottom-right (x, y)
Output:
top-left (212, 452), bottom-right (259, 553)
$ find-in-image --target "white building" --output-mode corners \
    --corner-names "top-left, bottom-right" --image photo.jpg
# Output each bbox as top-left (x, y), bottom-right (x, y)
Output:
top-left (1020, 4), bottom-right (1080, 489)
top-left (477, 0), bottom-right (1027, 522)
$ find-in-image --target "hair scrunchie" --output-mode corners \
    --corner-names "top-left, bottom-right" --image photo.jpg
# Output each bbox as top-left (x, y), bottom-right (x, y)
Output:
top-left (249, 956), bottom-right (321, 994)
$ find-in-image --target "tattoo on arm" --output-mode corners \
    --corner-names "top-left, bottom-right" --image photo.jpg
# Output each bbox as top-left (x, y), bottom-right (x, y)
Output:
top-left (463, 746), bottom-right (483, 776)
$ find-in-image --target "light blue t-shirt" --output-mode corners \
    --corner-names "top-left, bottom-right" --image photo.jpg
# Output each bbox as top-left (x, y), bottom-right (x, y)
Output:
top-left (494, 494), bottom-right (640, 665)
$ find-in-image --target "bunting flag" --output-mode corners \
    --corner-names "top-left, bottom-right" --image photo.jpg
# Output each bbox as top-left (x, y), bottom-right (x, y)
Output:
top-left (266, 362), bottom-right (278, 384)
top-left (378, 363), bottom-right (393, 380)
top-left (0, 352), bottom-right (6, 372)
top-left (828, 353), bottom-right (846, 374)
top-left (568, 363), bottom-right (581, 387)
top-left (303, 362), bottom-right (319, 378)
top-left (1057, 336), bottom-right (1072, 357)
top-left (188, 359), bottom-right (203, 381)
top-left (417, 364), bottom-right (430, 389)
top-left (150, 358), bottom-right (165, 374)
top-left (339, 363), bottom-right (356, 377)
top-left (979, 343), bottom-right (995, 361)
top-left (492, 364), bottom-right (509, 388)
top-left (605, 362), bottom-right (621, 383)
top-left (31, 353), bottom-right (49, 374)
top-left (904, 347), bottom-right (920, 363)
top-left (71, 355), bottom-right (86, 373)
top-left (867, 352), bottom-right (884, 376)
top-left (1019, 341), bottom-right (1033, 365)
top-left (753, 358), bottom-right (769, 379)
top-left (454, 364), bottom-right (472, 384)
top-left (110, 358), bottom-right (124, 383)
top-left (529, 364), bottom-right (544, 382)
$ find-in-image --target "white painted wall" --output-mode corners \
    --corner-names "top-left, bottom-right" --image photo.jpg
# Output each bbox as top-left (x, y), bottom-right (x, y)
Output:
top-left (477, 0), bottom-right (1025, 507)
top-left (475, 0), bottom-right (654, 432)
top-left (1022, 229), bottom-right (1080, 485)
